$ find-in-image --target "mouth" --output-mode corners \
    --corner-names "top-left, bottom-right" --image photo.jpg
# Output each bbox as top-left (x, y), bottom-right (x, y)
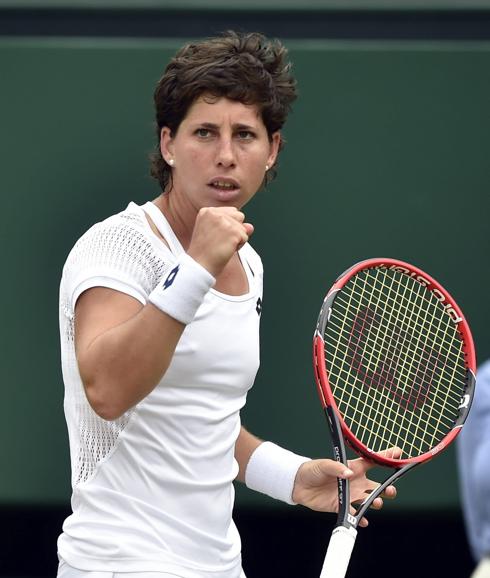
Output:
top-left (208, 178), bottom-right (240, 192)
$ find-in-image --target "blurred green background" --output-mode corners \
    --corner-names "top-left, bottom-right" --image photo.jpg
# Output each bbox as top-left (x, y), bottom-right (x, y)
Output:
top-left (1, 36), bottom-right (488, 507)
top-left (0, 2), bottom-right (489, 575)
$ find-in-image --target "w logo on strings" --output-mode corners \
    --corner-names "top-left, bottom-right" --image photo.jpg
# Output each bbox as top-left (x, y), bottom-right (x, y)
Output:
top-left (346, 306), bottom-right (441, 411)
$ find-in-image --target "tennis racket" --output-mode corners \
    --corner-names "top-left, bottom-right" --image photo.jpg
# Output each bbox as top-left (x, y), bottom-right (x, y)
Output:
top-left (312, 258), bottom-right (476, 578)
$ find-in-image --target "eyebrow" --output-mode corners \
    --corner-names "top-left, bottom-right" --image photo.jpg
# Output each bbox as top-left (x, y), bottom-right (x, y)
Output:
top-left (196, 122), bottom-right (257, 131)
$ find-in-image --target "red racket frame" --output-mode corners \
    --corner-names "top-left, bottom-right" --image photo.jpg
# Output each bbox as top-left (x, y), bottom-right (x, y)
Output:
top-left (313, 257), bottom-right (476, 468)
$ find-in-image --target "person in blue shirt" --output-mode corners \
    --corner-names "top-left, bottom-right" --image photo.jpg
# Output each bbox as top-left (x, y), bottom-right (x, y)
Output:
top-left (458, 358), bottom-right (490, 578)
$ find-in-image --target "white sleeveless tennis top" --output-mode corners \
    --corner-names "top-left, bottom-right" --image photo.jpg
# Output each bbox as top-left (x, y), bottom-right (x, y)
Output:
top-left (58, 201), bottom-right (263, 577)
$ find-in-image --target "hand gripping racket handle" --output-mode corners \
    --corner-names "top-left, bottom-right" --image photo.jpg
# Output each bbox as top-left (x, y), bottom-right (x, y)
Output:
top-left (320, 526), bottom-right (358, 578)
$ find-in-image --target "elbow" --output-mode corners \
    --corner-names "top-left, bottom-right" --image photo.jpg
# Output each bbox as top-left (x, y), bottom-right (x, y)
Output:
top-left (78, 352), bottom-right (134, 420)
top-left (83, 377), bottom-right (129, 421)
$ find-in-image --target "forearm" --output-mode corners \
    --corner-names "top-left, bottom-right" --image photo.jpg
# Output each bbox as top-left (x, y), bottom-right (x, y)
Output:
top-left (78, 303), bottom-right (184, 420)
top-left (235, 427), bottom-right (263, 482)
top-left (236, 427), bottom-right (311, 504)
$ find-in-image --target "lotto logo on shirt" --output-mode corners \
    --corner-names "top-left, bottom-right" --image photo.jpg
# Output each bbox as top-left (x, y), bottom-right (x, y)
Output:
top-left (163, 265), bottom-right (179, 289)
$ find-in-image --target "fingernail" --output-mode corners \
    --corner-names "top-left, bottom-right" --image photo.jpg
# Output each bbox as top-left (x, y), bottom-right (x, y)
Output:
top-left (343, 468), bottom-right (354, 476)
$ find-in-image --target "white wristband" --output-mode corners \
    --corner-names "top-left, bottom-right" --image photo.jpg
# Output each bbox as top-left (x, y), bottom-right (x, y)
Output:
top-left (148, 253), bottom-right (215, 325)
top-left (245, 441), bottom-right (311, 505)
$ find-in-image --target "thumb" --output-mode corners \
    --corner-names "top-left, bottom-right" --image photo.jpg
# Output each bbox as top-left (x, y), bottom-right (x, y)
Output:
top-left (313, 459), bottom-right (353, 480)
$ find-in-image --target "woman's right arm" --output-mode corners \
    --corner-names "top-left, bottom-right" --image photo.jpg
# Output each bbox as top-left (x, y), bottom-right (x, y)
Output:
top-left (75, 287), bottom-right (185, 421)
top-left (74, 205), bottom-right (253, 421)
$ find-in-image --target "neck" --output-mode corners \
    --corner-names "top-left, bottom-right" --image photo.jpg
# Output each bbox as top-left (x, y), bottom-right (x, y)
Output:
top-left (153, 191), bottom-right (196, 251)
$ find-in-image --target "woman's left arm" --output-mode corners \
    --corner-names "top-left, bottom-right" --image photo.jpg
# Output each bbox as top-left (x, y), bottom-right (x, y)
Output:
top-left (235, 426), bottom-right (263, 483)
top-left (235, 427), bottom-right (397, 522)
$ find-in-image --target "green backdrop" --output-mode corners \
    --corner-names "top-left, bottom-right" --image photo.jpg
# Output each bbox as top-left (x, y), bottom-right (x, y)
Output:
top-left (0, 37), bottom-right (488, 509)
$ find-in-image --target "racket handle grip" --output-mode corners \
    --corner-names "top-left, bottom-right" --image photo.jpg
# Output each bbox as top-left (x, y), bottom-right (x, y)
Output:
top-left (319, 525), bottom-right (358, 578)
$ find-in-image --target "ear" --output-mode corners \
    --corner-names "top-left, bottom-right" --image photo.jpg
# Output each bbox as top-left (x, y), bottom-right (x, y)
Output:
top-left (159, 127), bottom-right (174, 163)
top-left (266, 132), bottom-right (281, 169)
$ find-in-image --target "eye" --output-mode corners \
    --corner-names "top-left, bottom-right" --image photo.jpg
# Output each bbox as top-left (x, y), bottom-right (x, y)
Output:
top-left (236, 130), bottom-right (255, 140)
top-left (195, 128), bottom-right (212, 138)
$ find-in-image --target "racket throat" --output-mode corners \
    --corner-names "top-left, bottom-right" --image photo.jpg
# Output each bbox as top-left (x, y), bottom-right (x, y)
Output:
top-left (354, 462), bottom-right (419, 523)
top-left (325, 407), bottom-right (419, 528)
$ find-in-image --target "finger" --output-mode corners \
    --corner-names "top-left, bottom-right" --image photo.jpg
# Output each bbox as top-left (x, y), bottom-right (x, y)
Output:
top-left (349, 446), bottom-right (403, 475)
top-left (310, 459), bottom-right (354, 481)
top-left (359, 516), bottom-right (369, 528)
top-left (227, 208), bottom-right (245, 222)
top-left (351, 493), bottom-right (382, 509)
top-left (199, 206), bottom-right (245, 225)
top-left (243, 222), bottom-right (254, 237)
top-left (377, 446), bottom-right (403, 460)
top-left (237, 225), bottom-right (252, 250)
top-left (237, 224), bottom-right (253, 250)
top-left (351, 507), bottom-right (369, 528)
top-left (382, 485), bottom-right (397, 499)
top-left (362, 483), bottom-right (397, 500)
top-left (217, 206), bottom-right (244, 217)
top-left (347, 456), bottom-right (374, 475)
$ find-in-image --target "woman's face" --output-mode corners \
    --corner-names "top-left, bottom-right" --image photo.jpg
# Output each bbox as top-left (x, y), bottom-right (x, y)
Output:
top-left (160, 95), bottom-right (280, 212)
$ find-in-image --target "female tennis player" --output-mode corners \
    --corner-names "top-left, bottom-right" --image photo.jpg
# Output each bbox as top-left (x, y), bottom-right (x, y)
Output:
top-left (57, 31), bottom-right (397, 578)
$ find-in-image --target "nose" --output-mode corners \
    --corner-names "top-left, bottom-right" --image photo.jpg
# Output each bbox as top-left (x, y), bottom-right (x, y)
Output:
top-left (215, 135), bottom-right (236, 168)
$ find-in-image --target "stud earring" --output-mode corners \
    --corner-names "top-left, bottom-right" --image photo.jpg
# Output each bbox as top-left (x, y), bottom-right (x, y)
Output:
top-left (265, 164), bottom-right (269, 171)
top-left (168, 159), bottom-right (174, 167)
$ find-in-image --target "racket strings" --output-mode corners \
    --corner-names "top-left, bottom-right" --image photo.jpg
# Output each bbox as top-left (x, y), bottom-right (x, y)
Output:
top-left (327, 313), bottom-right (465, 396)
top-left (338, 270), bottom-right (461, 455)
top-left (341, 271), bottom-right (448, 455)
top-left (327, 313), bottom-right (465, 418)
top-left (348, 271), bottom-right (430, 453)
top-left (329, 276), bottom-right (464, 416)
top-left (323, 267), bottom-right (467, 458)
top-left (371, 271), bottom-right (458, 456)
top-left (333, 277), bottom-right (464, 362)
top-left (341, 273), bottom-right (459, 456)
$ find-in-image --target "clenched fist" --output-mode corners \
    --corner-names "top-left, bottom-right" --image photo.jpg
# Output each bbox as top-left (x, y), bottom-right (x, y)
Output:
top-left (187, 207), bottom-right (254, 277)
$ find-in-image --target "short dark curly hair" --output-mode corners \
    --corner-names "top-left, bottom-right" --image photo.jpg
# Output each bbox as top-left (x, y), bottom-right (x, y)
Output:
top-left (150, 30), bottom-right (297, 192)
